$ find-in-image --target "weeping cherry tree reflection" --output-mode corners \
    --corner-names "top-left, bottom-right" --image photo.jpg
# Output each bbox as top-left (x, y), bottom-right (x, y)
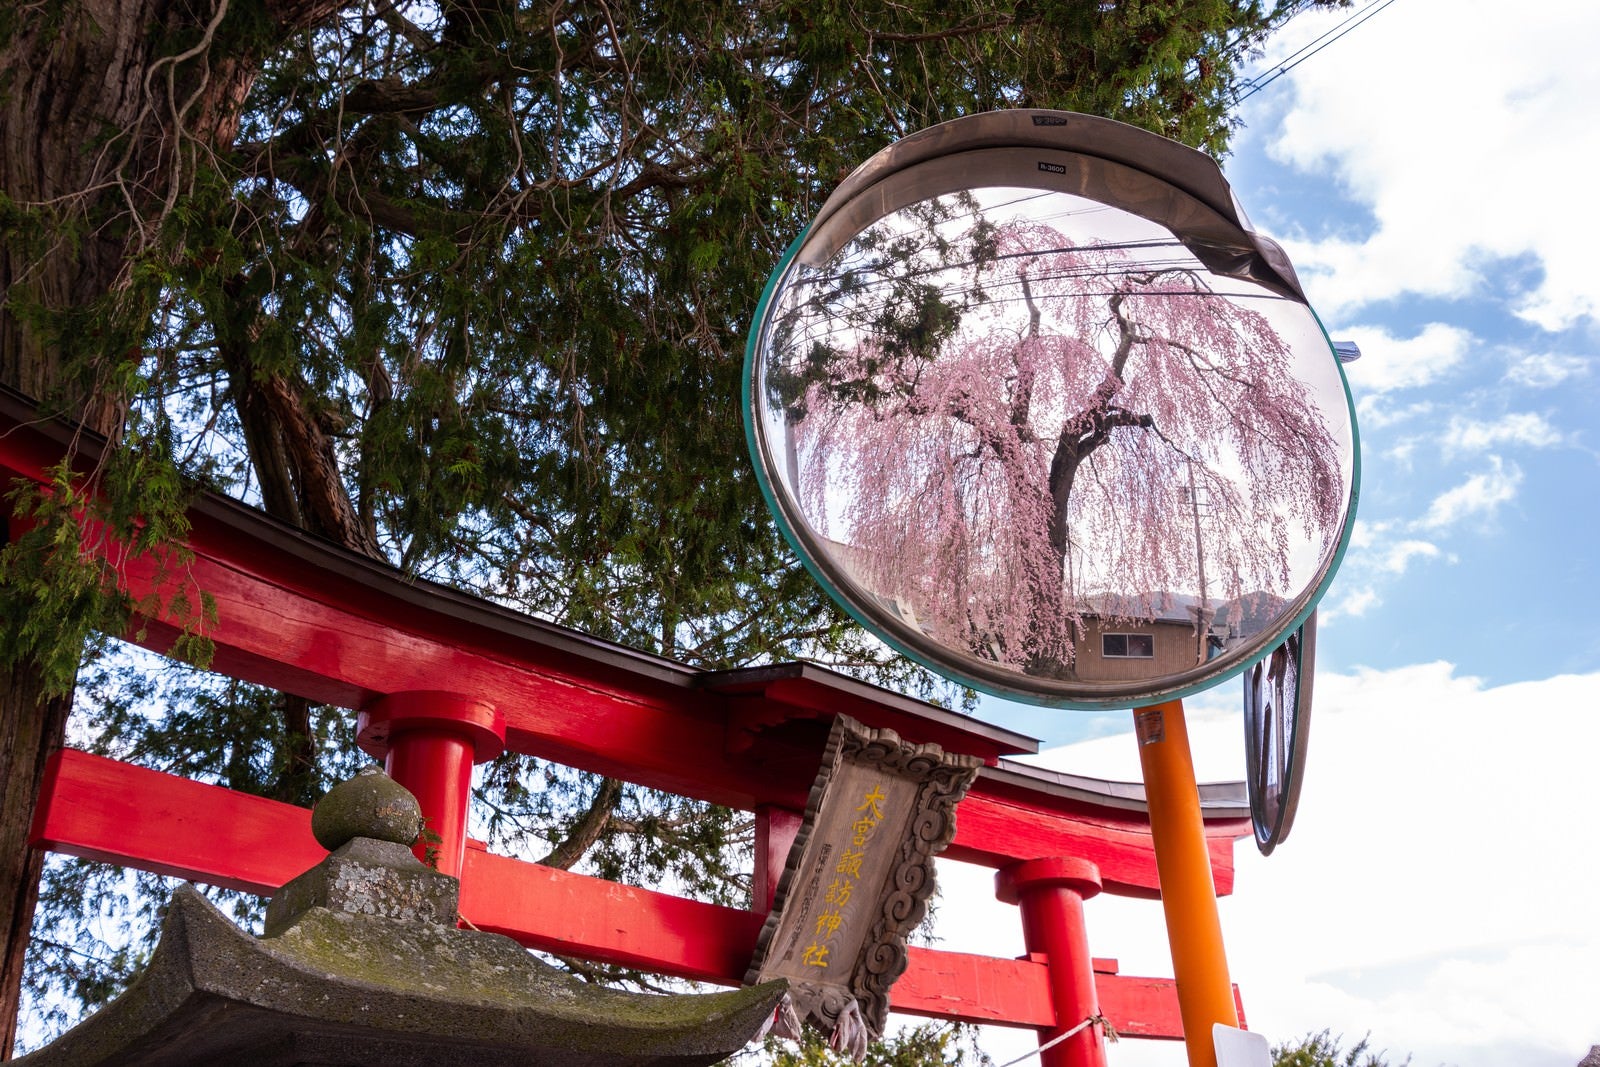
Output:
top-left (763, 194), bottom-right (1343, 683)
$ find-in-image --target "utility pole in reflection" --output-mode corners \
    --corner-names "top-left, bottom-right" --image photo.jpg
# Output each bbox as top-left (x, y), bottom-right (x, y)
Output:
top-left (1185, 459), bottom-right (1212, 666)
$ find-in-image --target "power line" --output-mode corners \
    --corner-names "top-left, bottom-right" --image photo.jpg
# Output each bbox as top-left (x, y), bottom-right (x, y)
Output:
top-left (1236, 0), bottom-right (1402, 102)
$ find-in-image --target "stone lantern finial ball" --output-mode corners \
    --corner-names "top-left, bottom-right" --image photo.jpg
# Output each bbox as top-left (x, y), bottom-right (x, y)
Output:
top-left (311, 766), bottom-right (423, 851)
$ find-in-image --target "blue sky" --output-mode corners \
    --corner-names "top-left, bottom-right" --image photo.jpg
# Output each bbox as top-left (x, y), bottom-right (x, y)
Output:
top-left (994, 0), bottom-right (1600, 745)
top-left (1230, 0), bottom-right (1600, 691)
top-left (946, 3), bottom-right (1600, 1065)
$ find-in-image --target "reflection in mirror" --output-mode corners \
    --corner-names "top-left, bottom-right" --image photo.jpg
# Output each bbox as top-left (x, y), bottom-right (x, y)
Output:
top-left (1244, 612), bottom-right (1315, 854)
top-left (753, 182), bottom-right (1354, 706)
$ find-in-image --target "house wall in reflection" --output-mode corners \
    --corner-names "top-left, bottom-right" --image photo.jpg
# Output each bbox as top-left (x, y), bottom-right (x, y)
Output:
top-left (1071, 612), bottom-right (1220, 683)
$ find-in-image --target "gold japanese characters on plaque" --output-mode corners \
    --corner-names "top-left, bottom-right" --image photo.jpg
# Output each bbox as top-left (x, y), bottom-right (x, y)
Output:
top-left (746, 716), bottom-right (980, 1057)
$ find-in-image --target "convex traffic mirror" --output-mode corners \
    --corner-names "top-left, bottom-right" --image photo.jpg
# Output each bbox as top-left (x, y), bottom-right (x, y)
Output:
top-left (745, 111), bottom-right (1359, 708)
top-left (1245, 612), bottom-right (1316, 853)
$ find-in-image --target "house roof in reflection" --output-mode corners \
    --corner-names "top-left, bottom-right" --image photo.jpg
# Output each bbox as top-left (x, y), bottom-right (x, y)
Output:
top-left (1075, 590), bottom-right (1288, 635)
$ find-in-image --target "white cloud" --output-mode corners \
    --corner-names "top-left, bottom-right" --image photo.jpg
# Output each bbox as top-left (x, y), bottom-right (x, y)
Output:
top-left (1378, 538), bottom-right (1439, 575)
top-left (1353, 394), bottom-right (1434, 431)
top-left (1319, 527), bottom-right (1450, 625)
top-left (1254, 1), bottom-right (1600, 330)
top-left (1381, 438), bottom-right (1417, 471)
top-left (1324, 526), bottom-right (1440, 620)
top-left (1322, 585), bottom-right (1377, 620)
top-left (1345, 519), bottom-right (1386, 551)
top-left (1419, 456), bottom-right (1523, 529)
top-left (1337, 323), bottom-right (1470, 394)
top-left (941, 666), bottom-right (1600, 1067)
top-left (1441, 412), bottom-right (1562, 455)
top-left (1505, 351), bottom-right (1591, 388)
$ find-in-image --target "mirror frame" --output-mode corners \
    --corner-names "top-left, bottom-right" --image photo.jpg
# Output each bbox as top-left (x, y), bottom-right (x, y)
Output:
top-left (1245, 612), bottom-right (1316, 854)
top-left (744, 110), bottom-right (1361, 709)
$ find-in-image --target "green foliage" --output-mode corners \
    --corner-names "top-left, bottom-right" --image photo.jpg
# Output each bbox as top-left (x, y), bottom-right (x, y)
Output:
top-left (6, 0), bottom-right (1346, 1049)
top-left (92, 0), bottom-right (1336, 675)
top-left (18, 643), bottom-right (368, 1050)
top-left (1274, 1030), bottom-right (1411, 1067)
top-left (0, 455), bottom-right (214, 695)
top-left (754, 1021), bottom-right (990, 1067)
top-left (7, 0), bottom-right (1347, 689)
top-left (418, 823), bottom-right (445, 870)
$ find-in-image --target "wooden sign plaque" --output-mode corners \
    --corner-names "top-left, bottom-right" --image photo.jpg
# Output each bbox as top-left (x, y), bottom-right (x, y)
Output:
top-left (745, 715), bottom-right (981, 1056)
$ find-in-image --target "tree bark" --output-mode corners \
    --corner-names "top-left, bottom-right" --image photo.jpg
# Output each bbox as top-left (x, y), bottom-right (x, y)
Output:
top-left (537, 777), bottom-right (625, 872)
top-left (0, 0), bottom-right (345, 1053)
top-left (0, 673), bottom-right (70, 1060)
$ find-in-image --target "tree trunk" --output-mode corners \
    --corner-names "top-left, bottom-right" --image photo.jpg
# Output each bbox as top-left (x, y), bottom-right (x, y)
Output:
top-left (0, 0), bottom-right (344, 1053)
top-left (0, 672), bottom-right (70, 1059)
top-left (0, 3), bottom-right (193, 1041)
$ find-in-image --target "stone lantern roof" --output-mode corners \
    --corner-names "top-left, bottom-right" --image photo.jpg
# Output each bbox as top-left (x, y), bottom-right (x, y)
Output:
top-left (16, 768), bottom-right (785, 1066)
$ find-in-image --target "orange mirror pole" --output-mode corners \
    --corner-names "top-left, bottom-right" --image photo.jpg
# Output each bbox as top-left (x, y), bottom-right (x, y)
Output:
top-left (1134, 699), bottom-right (1238, 1067)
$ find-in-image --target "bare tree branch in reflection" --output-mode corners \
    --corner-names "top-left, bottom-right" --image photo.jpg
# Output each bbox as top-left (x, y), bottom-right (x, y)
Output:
top-left (772, 214), bottom-right (1342, 678)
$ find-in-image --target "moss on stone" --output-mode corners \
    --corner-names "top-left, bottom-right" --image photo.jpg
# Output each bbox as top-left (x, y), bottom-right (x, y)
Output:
top-left (311, 767), bottom-right (423, 850)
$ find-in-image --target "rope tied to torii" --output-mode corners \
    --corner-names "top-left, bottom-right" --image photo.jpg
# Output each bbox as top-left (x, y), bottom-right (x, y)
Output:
top-left (992, 1014), bottom-right (1120, 1067)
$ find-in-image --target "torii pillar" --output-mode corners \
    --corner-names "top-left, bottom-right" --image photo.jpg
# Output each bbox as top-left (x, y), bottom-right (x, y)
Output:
top-left (357, 691), bottom-right (505, 877)
top-left (996, 857), bottom-right (1107, 1067)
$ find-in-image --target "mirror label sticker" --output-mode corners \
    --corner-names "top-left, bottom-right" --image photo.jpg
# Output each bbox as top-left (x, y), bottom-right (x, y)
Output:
top-left (1135, 708), bottom-right (1165, 746)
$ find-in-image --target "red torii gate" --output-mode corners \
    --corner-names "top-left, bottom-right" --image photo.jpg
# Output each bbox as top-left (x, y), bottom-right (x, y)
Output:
top-left (1, 389), bottom-right (1251, 1066)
